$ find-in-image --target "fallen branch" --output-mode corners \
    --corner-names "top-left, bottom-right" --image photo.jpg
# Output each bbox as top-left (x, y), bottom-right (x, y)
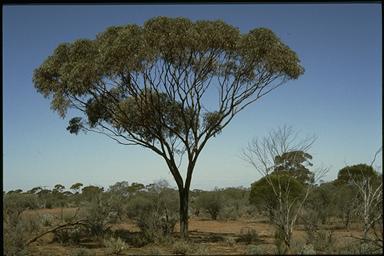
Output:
top-left (25, 219), bottom-right (87, 246)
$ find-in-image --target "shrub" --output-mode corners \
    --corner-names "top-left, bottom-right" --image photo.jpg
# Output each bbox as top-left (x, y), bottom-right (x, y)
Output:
top-left (220, 206), bottom-right (240, 220)
top-left (300, 244), bottom-right (316, 255)
top-left (126, 189), bottom-right (178, 243)
top-left (53, 226), bottom-right (87, 245)
top-left (191, 244), bottom-right (209, 255)
top-left (205, 234), bottom-right (225, 242)
top-left (135, 211), bottom-right (177, 243)
top-left (338, 241), bottom-right (382, 254)
top-left (247, 245), bottom-right (265, 255)
top-left (103, 237), bottom-right (128, 255)
top-left (303, 227), bottom-right (335, 254)
top-left (171, 240), bottom-right (193, 255)
top-left (273, 229), bottom-right (289, 255)
top-left (80, 195), bottom-right (117, 238)
top-left (225, 237), bottom-right (236, 246)
top-left (40, 213), bottom-right (55, 227)
top-left (236, 228), bottom-right (261, 244)
top-left (112, 228), bottom-right (150, 247)
top-left (195, 190), bottom-right (223, 220)
top-left (3, 216), bottom-right (35, 256)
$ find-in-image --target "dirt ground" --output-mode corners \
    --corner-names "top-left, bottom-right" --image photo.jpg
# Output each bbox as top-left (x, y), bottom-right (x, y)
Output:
top-left (22, 208), bottom-right (370, 255)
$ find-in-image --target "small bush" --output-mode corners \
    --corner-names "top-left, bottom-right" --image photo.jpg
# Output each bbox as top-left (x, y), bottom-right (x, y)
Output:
top-left (80, 196), bottom-right (117, 238)
top-left (53, 226), bottom-right (87, 245)
top-left (338, 241), bottom-right (383, 255)
top-left (273, 230), bottom-right (289, 255)
top-left (40, 213), bottom-right (55, 227)
top-left (103, 237), bottom-right (128, 255)
top-left (126, 190), bottom-right (178, 243)
top-left (247, 245), bottom-right (264, 255)
top-left (236, 228), bottom-right (261, 244)
top-left (303, 228), bottom-right (335, 254)
top-left (300, 244), bottom-right (316, 255)
top-left (135, 211), bottom-right (177, 242)
top-left (191, 244), bottom-right (209, 255)
top-left (3, 212), bottom-right (41, 256)
top-left (171, 240), bottom-right (193, 255)
top-left (205, 234), bottom-right (225, 242)
top-left (195, 191), bottom-right (223, 220)
top-left (113, 229), bottom-right (151, 247)
top-left (225, 237), bottom-right (236, 246)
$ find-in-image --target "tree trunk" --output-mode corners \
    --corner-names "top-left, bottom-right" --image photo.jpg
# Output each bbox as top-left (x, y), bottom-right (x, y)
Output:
top-left (179, 188), bottom-right (189, 239)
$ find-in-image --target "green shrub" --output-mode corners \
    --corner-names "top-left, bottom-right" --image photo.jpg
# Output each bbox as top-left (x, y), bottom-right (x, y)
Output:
top-left (225, 237), bottom-right (236, 246)
top-left (113, 229), bottom-right (150, 247)
top-left (171, 240), bottom-right (193, 255)
top-left (80, 195), bottom-right (117, 238)
top-left (247, 245), bottom-right (265, 255)
top-left (220, 206), bottom-right (240, 220)
top-left (338, 241), bottom-right (383, 255)
top-left (103, 237), bottom-right (128, 255)
top-left (300, 244), bottom-right (316, 255)
top-left (273, 230), bottom-right (289, 255)
top-left (40, 213), bottom-right (55, 227)
top-left (195, 190), bottom-right (223, 220)
top-left (53, 226), bottom-right (87, 245)
top-left (205, 234), bottom-right (225, 242)
top-left (126, 189), bottom-right (178, 243)
top-left (191, 244), bottom-right (209, 255)
top-left (303, 228), bottom-right (335, 254)
top-left (3, 217), bottom-right (34, 256)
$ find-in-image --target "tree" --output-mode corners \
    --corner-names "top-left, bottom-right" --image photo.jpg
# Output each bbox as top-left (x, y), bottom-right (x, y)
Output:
top-left (53, 184), bottom-right (65, 193)
top-left (33, 17), bottom-right (304, 239)
top-left (274, 150), bottom-right (314, 183)
top-left (196, 190), bottom-right (224, 220)
top-left (108, 181), bottom-right (131, 197)
top-left (242, 126), bottom-right (327, 251)
top-left (336, 153), bottom-right (382, 245)
top-left (70, 182), bottom-right (83, 194)
top-left (28, 186), bottom-right (42, 194)
top-left (81, 185), bottom-right (104, 202)
top-left (337, 164), bottom-right (378, 185)
top-left (249, 173), bottom-right (305, 220)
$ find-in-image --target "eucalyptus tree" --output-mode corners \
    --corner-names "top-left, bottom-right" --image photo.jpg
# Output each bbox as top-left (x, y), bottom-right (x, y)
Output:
top-left (243, 126), bottom-right (327, 250)
top-left (33, 16), bottom-right (304, 238)
top-left (337, 157), bottom-right (383, 244)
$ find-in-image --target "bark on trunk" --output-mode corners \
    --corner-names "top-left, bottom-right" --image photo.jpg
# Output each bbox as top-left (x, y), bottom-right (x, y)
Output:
top-left (179, 188), bottom-right (189, 239)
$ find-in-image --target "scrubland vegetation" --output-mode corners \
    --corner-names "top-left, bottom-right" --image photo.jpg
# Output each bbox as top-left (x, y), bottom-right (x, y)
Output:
top-left (4, 163), bottom-right (383, 255)
top-left (20, 16), bottom-right (382, 255)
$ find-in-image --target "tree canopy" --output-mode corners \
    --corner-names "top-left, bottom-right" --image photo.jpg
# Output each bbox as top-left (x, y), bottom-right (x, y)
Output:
top-left (249, 173), bottom-right (305, 210)
top-left (33, 17), bottom-right (303, 167)
top-left (337, 164), bottom-right (378, 185)
top-left (274, 150), bottom-right (314, 183)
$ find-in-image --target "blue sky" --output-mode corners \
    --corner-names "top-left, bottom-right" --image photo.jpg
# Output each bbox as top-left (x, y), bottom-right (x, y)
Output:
top-left (3, 4), bottom-right (382, 192)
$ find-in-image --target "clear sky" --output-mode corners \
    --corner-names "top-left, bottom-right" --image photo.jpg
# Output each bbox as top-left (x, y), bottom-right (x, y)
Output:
top-left (3, 4), bottom-right (382, 192)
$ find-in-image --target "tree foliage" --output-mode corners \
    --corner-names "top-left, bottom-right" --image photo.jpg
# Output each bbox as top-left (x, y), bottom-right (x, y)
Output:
top-left (33, 16), bottom-right (303, 156)
top-left (274, 150), bottom-right (314, 183)
top-left (195, 190), bottom-right (224, 220)
top-left (249, 173), bottom-right (305, 211)
top-left (337, 164), bottom-right (378, 185)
